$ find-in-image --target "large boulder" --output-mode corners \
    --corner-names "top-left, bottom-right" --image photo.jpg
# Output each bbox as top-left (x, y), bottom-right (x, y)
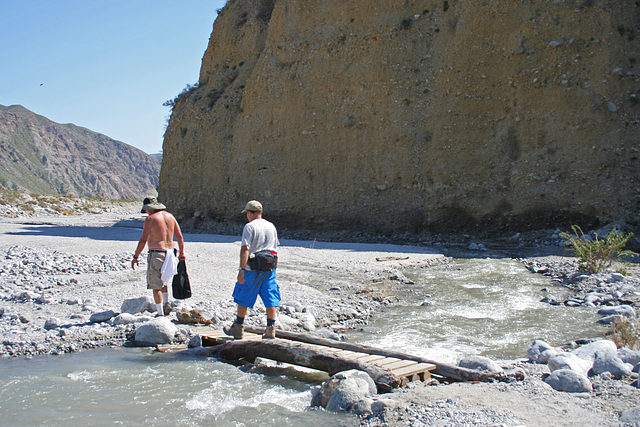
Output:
top-left (591, 353), bottom-right (633, 379)
top-left (547, 353), bottom-right (592, 377)
top-left (134, 317), bottom-right (178, 347)
top-left (544, 369), bottom-right (593, 393)
top-left (311, 369), bottom-right (377, 412)
top-left (572, 340), bottom-right (617, 364)
top-left (121, 296), bottom-right (154, 315)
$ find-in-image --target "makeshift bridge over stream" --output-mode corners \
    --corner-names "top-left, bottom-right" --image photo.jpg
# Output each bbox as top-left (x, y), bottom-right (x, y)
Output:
top-left (157, 326), bottom-right (522, 393)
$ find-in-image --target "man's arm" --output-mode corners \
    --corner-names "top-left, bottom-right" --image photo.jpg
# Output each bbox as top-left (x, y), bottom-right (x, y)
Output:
top-left (173, 216), bottom-right (186, 258)
top-left (237, 245), bottom-right (249, 284)
top-left (131, 220), bottom-right (150, 269)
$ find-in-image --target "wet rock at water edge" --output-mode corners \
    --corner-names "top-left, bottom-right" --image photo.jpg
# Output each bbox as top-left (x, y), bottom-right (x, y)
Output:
top-left (134, 317), bottom-right (178, 347)
top-left (597, 305), bottom-right (635, 318)
top-left (311, 369), bottom-right (377, 412)
top-left (528, 340), bottom-right (559, 364)
top-left (597, 315), bottom-right (623, 325)
top-left (457, 355), bottom-right (503, 373)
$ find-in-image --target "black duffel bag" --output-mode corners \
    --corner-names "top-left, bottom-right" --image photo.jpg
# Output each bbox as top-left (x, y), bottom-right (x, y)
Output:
top-left (172, 258), bottom-right (192, 299)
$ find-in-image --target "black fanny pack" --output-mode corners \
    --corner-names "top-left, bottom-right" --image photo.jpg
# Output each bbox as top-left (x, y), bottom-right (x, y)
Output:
top-left (248, 250), bottom-right (278, 271)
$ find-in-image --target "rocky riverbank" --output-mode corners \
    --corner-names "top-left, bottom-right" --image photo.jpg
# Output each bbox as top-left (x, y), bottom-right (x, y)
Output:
top-left (1, 197), bottom-right (640, 426)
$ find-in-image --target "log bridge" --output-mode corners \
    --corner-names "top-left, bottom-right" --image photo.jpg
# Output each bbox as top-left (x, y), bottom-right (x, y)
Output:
top-left (158, 326), bottom-right (523, 393)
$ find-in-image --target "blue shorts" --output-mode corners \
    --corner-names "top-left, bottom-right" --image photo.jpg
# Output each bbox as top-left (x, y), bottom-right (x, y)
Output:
top-left (232, 270), bottom-right (280, 309)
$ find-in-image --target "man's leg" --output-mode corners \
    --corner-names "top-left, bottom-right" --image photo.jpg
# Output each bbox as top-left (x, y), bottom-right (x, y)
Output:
top-left (263, 306), bottom-right (277, 339)
top-left (265, 306), bottom-right (276, 323)
top-left (161, 285), bottom-right (171, 315)
top-left (152, 289), bottom-right (163, 315)
top-left (237, 305), bottom-right (248, 318)
top-left (224, 305), bottom-right (247, 339)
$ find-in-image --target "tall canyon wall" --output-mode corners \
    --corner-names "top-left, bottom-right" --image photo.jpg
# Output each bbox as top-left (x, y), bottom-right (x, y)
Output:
top-left (160, 0), bottom-right (640, 233)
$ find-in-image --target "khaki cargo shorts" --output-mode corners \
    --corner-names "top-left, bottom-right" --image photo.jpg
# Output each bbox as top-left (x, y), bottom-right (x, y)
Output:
top-left (146, 251), bottom-right (166, 290)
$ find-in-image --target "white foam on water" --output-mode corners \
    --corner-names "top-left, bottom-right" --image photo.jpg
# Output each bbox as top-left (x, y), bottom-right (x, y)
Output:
top-left (185, 375), bottom-right (312, 417)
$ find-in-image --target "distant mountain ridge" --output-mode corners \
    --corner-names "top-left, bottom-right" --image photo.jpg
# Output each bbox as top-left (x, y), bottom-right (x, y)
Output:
top-left (0, 104), bottom-right (160, 200)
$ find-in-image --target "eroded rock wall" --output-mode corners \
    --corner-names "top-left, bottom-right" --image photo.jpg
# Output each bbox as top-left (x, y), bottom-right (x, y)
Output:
top-left (160, 0), bottom-right (640, 233)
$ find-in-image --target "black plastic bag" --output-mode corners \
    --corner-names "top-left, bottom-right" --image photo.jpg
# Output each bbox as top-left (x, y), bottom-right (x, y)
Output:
top-left (172, 258), bottom-right (191, 299)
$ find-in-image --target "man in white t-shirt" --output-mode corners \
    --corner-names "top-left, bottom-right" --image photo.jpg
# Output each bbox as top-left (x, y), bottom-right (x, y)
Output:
top-left (224, 200), bottom-right (280, 339)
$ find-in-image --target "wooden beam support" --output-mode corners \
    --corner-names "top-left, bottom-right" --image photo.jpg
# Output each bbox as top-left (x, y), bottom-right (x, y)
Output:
top-left (209, 338), bottom-right (402, 393)
top-left (243, 326), bottom-right (523, 383)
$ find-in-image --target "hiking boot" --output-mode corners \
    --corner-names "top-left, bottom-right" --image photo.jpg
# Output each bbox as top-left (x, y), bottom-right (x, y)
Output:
top-left (163, 303), bottom-right (172, 316)
top-left (262, 325), bottom-right (276, 339)
top-left (223, 322), bottom-right (244, 339)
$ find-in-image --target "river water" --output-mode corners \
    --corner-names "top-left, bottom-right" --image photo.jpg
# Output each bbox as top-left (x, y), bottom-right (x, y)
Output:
top-left (0, 255), bottom-right (607, 426)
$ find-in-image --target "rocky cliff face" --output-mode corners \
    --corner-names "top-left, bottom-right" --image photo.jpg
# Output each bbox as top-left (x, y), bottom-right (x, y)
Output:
top-left (0, 105), bottom-right (160, 200)
top-left (160, 0), bottom-right (640, 233)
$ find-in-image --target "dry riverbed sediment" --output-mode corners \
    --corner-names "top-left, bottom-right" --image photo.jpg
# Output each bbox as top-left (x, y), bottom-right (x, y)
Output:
top-left (1, 200), bottom-right (640, 426)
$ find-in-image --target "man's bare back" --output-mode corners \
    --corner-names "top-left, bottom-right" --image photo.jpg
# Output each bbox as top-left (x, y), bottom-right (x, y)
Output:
top-left (132, 209), bottom-right (185, 270)
top-left (144, 210), bottom-right (180, 250)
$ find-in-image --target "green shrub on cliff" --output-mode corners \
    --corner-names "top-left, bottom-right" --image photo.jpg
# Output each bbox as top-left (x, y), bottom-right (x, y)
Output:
top-left (560, 225), bottom-right (637, 273)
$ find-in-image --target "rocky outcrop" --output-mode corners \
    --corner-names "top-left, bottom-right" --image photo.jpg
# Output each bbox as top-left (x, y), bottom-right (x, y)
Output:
top-left (0, 104), bottom-right (160, 200)
top-left (160, 0), bottom-right (640, 233)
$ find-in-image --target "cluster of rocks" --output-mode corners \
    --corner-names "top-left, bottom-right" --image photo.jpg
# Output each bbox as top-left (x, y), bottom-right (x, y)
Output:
top-left (1, 306), bottom-right (132, 357)
top-left (521, 256), bottom-right (640, 311)
top-left (305, 338), bottom-right (640, 425)
top-left (528, 339), bottom-right (640, 393)
top-left (0, 246), bottom-right (136, 357)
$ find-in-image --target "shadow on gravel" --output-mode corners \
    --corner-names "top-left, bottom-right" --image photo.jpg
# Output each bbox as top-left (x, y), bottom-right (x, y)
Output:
top-left (6, 224), bottom-right (142, 242)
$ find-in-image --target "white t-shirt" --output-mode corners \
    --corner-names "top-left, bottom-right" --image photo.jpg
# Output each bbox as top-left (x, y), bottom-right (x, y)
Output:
top-left (241, 218), bottom-right (279, 254)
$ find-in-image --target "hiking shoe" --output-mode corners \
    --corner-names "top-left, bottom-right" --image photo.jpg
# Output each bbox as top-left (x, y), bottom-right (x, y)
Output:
top-left (262, 325), bottom-right (276, 339)
top-left (163, 303), bottom-right (172, 316)
top-left (223, 322), bottom-right (244, 339)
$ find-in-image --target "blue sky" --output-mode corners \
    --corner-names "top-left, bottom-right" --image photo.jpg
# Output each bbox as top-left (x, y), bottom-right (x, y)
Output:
top-left (0, 0), bottom-right (227, 154)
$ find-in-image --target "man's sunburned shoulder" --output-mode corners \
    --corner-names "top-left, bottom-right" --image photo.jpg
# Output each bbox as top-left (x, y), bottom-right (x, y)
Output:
top-left (145, 211), bottom-right (173, 220)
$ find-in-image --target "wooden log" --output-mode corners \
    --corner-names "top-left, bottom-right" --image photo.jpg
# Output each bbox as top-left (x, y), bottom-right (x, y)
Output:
top-left (209, 338), bottom-right (402, 393)
top-left (243, 326), bottom-right (523, 383)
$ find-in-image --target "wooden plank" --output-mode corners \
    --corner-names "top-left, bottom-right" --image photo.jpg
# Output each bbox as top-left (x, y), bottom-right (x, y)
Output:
top-left (372, 357), bottom-right (401, 367)
top-left (358, 354), bottom-right (387, 363)
top-left (392, 363), bottom-right (437, 378)
top-left (341, 352), bottom-right (372, 360)
top-left (381, 359), bottom-right (418, 371)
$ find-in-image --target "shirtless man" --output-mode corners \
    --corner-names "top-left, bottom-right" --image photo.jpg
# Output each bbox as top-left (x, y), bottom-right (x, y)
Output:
top-left (131, 197), bottom-right (185, 316)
